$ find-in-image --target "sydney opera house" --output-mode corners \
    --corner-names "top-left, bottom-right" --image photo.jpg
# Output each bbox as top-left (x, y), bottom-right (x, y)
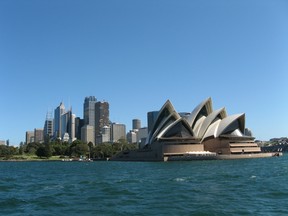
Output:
top-left (111, 98), bottom-right (280, 161)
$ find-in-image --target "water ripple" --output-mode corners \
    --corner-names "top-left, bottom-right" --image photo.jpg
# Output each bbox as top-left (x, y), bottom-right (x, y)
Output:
top-left (0, 157), bottom-right (288, 215)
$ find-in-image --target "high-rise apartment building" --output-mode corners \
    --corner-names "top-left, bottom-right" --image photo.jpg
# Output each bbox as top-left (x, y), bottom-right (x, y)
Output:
top-left (34, 128), bottom-right (44, 143)
top-left (54, 102), bottom-right (65, 139)
top-left (137, 127), bottom-right (148, 148)
top-left (70, 113), bottom-right (76, 141)
top-left (132, 119), bottom-right (141, 130)
top-left (53, 102), bottom-right (77, 142)
top-left (81, 125), bottom-right (94, 144)
top-left (101, 126), bottom-right (111, 143)
top-left (96, 125), bottom-right (111, 144)
top-left (26, 131), bottom-right (34, 144)
top-left (95, 101), bottom-right (109, 143)
top-left (127, 130), bottom-right (137, 144)
top-left (61, 109), bottom-right (76, 142)
top-left (111, 123), bottom-right (126, 143)
top-left (83, 96), bottom-right (97, 143)
top-left (75, 117), bottom-right (84, 140)
top-left (83, 96), bottom-right (97, 126)
top-left (44, 111), bottom-right (53, 141)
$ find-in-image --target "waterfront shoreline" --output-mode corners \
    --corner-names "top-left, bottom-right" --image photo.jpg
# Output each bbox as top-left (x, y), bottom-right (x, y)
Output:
top-left (216, 152), bottom-right (283, 160)
top-left (0, 159), bottom-right (62, 162)
top-left (1, 152), bottom-right (283, 162)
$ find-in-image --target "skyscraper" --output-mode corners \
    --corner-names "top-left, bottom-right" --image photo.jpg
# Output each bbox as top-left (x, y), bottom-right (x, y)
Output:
top-left (75, 117), bottom-right (84, 140)
top-left (132, 119), bottom-right (141, 130)
top-left (101, 126), bottom-right (111, 143)
top-left (137, 127), bottom-right (148, 148)
top-left (61, 109), bottom-right (76, 142)
top-left (83, 96), bottom-right (97, 126)
top-left (127, 130), bottom-right (137, 144)
top-left (34, 128), bottom-right (44, 143)
top-left (111, 123), bottom-right (126, 143)
top-left (96, 125), bottom-right (111, 144)
top-left (95, 101), bottom-right (109, 142)
top-left (25, 131), bottom-right (34, 144)
top-left (81, 125), bottom-right (94, 144)
top-left (83, 96), bottom-right (96, 143)
top-left (44, 111), bottom-right (53, 141)
top-left (54, 102), bottom-right (65, 139)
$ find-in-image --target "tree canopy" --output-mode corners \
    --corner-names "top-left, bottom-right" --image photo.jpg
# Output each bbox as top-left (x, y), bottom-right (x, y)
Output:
top-left (0, 139), bottom-right (138, 160)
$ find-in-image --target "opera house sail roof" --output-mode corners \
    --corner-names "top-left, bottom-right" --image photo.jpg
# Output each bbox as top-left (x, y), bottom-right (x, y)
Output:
top-left (111, 97), bottom-right (281, 161)
top-left (146, 97), bottom-right (248, 143)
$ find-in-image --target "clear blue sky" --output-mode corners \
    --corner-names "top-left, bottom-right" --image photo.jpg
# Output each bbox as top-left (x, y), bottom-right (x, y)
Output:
top-left (1, 0), bottom-right (287, 145)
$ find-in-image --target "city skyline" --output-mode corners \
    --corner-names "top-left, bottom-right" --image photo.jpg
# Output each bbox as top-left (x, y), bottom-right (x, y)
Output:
top-left (23, 96), bottom-right (148, 145)
top-left (1, 0), bottom-right (288, 145)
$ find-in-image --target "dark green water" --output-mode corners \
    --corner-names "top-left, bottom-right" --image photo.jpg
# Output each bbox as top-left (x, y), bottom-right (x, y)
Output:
top-left (1, 156), bottom-right (288, 216)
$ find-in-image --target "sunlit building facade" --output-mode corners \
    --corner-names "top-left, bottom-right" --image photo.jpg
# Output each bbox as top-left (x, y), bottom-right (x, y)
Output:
top-left (111, 123), bottom-right (126, 143)
top-left (81, 125), bottom-right (94, 144)
top-left (127, 130), bottom-right (137, 144)
top-left (34, 128), bottom-right (44, 143)
top-left (26, 131), bottom-right (34, 144)
top-left (137, 127), bottom-right (148, 148)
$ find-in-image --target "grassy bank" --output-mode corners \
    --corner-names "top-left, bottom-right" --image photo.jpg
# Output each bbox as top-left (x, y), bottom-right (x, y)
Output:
top-left (0, 155), bottom-right (63, 161)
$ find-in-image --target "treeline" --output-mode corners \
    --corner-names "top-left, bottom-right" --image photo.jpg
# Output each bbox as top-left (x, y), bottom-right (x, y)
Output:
top-left (0, 139), bottom-right (137, 159)
top-left (0, 145), bottom-right (19, 159)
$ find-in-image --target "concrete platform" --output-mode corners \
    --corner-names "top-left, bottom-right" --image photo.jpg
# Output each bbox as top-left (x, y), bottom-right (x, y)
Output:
top-left (216, 152), bottom-right (283, 160)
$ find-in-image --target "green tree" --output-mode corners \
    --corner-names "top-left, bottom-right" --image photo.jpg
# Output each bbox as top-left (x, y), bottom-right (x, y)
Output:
top-left (36, 144), bottom-right (52, 158)
top-left (92, 143), bottom-right (115, 158)
top-left (69, 140), bottom-right (89, 157)
top-left (44, 134), bottom-right (51, 144)
top-left (0, 145), bottom-right (19, 159)
top-left (112, 142), bottom-right (122, 154)
top-left (25, 142), bottom-right (41, 154)
top-left (118, 139), bottom-right (137, 151)
top-left (88, 142), bottom-right (93, 158)
top-left (0, 145), bottom-right (10, 157)
top-left (19, 142), bottom-right (24, 155)
top-left (51, 141), bottom-right (69, 156)
top-left (90, 145), bottom-right (101, 158)
top-left (89, 141), bottom-right (137, 159)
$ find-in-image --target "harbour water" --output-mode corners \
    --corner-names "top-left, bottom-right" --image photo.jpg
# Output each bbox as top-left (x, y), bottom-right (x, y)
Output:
top-left (1, 155), bottom-right (288, 215)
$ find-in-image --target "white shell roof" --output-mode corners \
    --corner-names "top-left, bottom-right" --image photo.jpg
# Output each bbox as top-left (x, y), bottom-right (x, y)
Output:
top-left (157, 118), bottom-right (194, 139)
top-left (186, 97), bottom-right (213, 128)
top-left (215, 113), bottom-right (245, 138)
top-left (197, 107), bottom-right (227, 138)
top-left (146, 98), bottom-right (248, 145)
